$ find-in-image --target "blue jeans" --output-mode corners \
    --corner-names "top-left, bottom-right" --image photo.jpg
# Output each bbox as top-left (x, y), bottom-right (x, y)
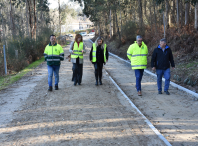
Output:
top-left (47, 65), bottom-right (60, 87)
top-left (134, 69), bottom-right (144, 92)
top-left (156, 68), bottom-right (170, 92)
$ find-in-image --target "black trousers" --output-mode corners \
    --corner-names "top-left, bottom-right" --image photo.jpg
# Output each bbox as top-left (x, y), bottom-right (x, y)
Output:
top-left (94, 63), bottom-right (103, 80)
top-left (72, 61), bottom-right (83, 84)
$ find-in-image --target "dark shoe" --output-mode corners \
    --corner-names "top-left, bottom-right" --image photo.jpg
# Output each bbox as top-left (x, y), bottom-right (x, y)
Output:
top-left (99, 79), bottom-right (102, 85)
top-left (138, 91), bottom-right (142, 96)
top-left (55, 85), bottom-right (58, 90)
top-left (164, 91), bottom-right (170, 95)
top-left (158, 91), bottom-right (162, 94)
top-left (48, 86), bottom-right (52, 91)
top-left (78, 82), bottom-right (81, 85)
top-left (74, 82), bottom-right (77, 86)
top-left (95, 80), bottom-right (98, 86)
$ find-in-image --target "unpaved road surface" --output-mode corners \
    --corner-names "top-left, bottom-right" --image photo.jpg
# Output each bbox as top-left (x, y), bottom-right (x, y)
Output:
top-left (85, 37), bottom-right (198, 146)
top-left (0, 39), bottom-right (167, 146)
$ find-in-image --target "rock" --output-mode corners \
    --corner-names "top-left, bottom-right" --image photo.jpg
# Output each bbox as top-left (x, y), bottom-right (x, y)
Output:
top-left (184, 78), bottom-right (189, 84)
top-left (187, 80), bottom-right (191, 85)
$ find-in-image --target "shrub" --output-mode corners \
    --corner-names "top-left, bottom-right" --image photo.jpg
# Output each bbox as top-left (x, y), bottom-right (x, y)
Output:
top-left (1, 27), bottom-right (53, 74)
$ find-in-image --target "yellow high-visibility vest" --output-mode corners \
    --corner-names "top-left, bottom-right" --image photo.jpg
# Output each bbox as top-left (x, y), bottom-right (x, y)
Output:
top-left (127, 41), bottom-right (148, 69)
top-left (92, 43), bottom-right (107, 62)
top-left (71, 42), bottom-right (84, 59)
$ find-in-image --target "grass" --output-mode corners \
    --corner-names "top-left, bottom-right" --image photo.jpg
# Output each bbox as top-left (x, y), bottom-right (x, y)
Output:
top-left (177, 60), bottom-right (198, 69)
top-left (0, 57), bottom-right (45, 90)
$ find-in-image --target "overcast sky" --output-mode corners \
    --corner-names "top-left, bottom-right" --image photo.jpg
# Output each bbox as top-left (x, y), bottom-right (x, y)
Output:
top-left (48, 0), bottom-right (69, 9)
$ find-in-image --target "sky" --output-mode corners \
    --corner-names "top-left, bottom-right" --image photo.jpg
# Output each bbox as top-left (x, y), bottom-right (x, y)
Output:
top-left (48, 0), bottom-right (70, 9)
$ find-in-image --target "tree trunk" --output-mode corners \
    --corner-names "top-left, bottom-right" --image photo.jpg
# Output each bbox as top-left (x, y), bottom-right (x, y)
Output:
top-left (113, 11), bottom-right (116, 36)
top-left (195, 2), bottom-right (198, 30)
top-left (185, 0), bottom-right (190, 25)
top-left (138, 0), bottom-right (143, 35)
top-left (149, 0), bottom-right (152, 29)
top-left (171, 0), bottom-right (176, 24)
top-left (109, 9), bottom-right (112, 38)
top-left (180, 0), bottom-right (184, 27)
top-left (26, 0), bottom-right (30, 37)
top-left (33, 0), bottom-right (37, 39)
top-left (165, 0), bottom-right (169, 28)
top-left (10, 0), bottom-right (15, 38)
top-left (58, 0), bottom-right (61, 35)
top-left (153, 0), bottom-right (157, 33)
top-left (27, 0), bottom-right (33, 38)
top-left (176, 0), bottom-right (180, 27)
top-left (115, 10), bottom-right (121, 47)
top-left (119, 0), bottom-right (122, 39)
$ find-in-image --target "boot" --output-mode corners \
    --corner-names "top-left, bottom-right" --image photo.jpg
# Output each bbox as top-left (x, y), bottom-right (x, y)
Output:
top-left (95, 76), bottom-right (98, 86)
top-left (48, 86), bottom-right (52, 91)
top-left (99, 78), bottom-right (102, 85)
top-left (55, 85), bottom-right (58, 90)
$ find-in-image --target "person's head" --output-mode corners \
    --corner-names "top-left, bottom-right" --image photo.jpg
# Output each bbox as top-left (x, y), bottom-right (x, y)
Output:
top-left (136, 35), bottom-right (143, 46)
top-left (75, 34), bottom-right (83, 42)
top-left (50, 34), bottom-right (56, 44)
top-left (97, 37), bottom-right (103, 45)
top-left (160, 38), bottom-right (167, 48)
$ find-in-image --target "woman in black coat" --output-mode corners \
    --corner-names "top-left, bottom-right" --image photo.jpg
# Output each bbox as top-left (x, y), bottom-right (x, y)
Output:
top-left (89, 37), bottom-right (109, 85)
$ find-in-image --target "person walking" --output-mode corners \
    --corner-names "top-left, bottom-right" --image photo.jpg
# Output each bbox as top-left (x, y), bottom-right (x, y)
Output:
top-left (90, 37), bottom-right (109, 85)
top-left (43, 34), bottom-right (64, 91)
top-left (69, 34), bottom-right (86, 86)
top-left (127, 35), bottom-right (148, 96)
top-left (151, 38), bottom-right (175, 95)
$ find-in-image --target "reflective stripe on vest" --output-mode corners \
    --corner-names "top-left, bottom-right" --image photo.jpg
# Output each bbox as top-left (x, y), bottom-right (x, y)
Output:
top-left (71, 42), bottom-right (84, 59)
top-left (132, 54), bottom-right (147, 57)
top-left (92, 43), bottom-right (106, 63)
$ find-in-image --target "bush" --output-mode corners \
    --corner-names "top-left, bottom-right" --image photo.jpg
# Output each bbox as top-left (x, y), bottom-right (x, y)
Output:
top-left (121, 21), bottom-right (137, 43)
top-left (1, 27), bottom-right (53, 74)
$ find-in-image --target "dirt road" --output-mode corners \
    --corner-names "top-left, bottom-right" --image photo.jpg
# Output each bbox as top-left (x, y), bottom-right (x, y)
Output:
top-left (84, 37), bottom-right (198, 146)
top-left (0, 39), bottom-right (167, 145)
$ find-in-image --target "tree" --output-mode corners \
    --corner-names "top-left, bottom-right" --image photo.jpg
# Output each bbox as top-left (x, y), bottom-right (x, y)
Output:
top-left (185, 0), bottom-right (190, 25)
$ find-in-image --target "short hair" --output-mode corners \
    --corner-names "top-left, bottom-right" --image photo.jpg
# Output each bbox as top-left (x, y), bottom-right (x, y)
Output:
top-left (50, 34), bottom-right (56, 38)
top-left (160, 38), bottom-right (167, 43)
top-left (75, 34), bottom-right (83, 42)
top-left (136, 35), bottom-right (142, 40)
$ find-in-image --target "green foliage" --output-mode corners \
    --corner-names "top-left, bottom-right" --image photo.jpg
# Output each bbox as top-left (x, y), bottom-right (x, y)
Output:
top-left (60, 4), bottom-right (77, 25)
top-left (122, 21), bottom-right (137, 42)
top-left (5, 27), bottom-right (53, 72)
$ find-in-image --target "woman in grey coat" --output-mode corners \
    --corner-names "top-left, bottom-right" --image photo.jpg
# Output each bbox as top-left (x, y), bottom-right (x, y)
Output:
top-left (69, 34), bottom-right (86, 85)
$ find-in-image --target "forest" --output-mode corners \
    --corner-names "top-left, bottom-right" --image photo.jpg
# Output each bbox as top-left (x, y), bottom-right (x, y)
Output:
top-left (75, 0), bottom-right (198, 90)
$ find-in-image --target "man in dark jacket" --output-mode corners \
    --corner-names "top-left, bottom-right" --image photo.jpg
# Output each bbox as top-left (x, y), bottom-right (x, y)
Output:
top-left (151, 38), bottom-right (175, 95)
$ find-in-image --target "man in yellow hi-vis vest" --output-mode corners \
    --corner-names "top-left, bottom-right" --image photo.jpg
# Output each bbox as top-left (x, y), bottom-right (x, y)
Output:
top-left (127, 35), bottom-right (148, 96)
top-left (89, 37), bottom-right (109, 85)
top-left (44, 34), bottom-right (64, 91)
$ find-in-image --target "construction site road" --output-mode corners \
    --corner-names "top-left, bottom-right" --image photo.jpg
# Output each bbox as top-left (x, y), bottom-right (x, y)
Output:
top-left (0, 36), bottom-right (197, 146)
